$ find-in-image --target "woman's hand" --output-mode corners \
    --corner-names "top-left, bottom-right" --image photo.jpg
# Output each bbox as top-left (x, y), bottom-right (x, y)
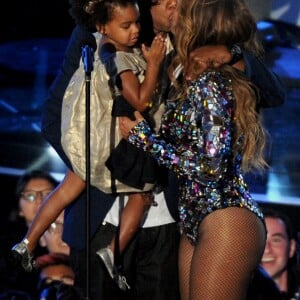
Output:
top-left (119, 111), bottom-right (144, 139)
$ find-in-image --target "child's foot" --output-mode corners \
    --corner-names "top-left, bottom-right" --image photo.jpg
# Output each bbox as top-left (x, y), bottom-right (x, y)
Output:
top-left (10, 239), bottom-right (35, 272)
top-left (96, 247), bottom-right (130, 291)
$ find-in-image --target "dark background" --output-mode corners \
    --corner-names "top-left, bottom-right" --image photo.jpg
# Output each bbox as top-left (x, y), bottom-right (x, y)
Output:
top-left (0, 0), bottom-right (74, 221)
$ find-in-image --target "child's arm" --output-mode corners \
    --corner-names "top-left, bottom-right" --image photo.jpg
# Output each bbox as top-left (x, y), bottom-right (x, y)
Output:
top-left (24, 170), bottom-right (86, 253)
top-left (120, 35), bottom-right (166, 112)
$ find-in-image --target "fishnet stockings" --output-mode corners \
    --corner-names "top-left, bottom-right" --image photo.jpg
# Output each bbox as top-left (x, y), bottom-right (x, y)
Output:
top-left (178, 207), bottom-right (266, 300)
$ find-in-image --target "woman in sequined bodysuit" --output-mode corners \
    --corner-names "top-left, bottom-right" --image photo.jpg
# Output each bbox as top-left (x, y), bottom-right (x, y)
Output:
top-left (120, 0), bottom-right (269, 299)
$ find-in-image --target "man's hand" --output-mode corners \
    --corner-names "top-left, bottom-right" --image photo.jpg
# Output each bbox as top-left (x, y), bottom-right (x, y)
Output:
top-left (185, 45), bottom-right (232, 80)
top-left (119, 111), bottom-right (144, 139)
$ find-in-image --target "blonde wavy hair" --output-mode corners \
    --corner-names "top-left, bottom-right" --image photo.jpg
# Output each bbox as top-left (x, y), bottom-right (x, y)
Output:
top-left (169, 0), bottom-right (268, 172)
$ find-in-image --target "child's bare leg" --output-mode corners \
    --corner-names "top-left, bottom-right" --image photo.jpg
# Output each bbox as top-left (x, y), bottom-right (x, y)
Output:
top-left (11, 171), bottom-right (85, 271)
top-left (110, 192), bottom-right (153, 253)
top-left (25, 170), bottom-right (85, 252)
top-left (97, 192), bottom-right (153, 290)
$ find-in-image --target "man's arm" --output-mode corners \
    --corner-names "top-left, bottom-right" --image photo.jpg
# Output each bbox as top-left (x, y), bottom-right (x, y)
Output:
top-left (185, 45), bottom-right (287, 110)
top-left (243, 51), bottom-right (286, 109)
top-left (41, 25), bottom-right (96, 168)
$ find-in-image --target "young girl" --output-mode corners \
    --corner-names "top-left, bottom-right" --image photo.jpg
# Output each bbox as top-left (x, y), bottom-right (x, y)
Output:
top-left (120, 0), bottom-right (268, 298)
top-left (12, 0), bottom-right (165, 291)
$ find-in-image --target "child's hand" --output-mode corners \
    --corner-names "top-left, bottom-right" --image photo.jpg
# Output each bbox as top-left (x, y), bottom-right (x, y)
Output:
top-left (141, 34), bottom-right (166, 66)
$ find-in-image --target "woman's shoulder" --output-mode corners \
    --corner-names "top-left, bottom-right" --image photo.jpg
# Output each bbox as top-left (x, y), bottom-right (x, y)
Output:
top-left (188, 70), bottom-right (230, 90)
top-left (192, 70), bottom-right (228, 85)
top-left (187, 70), bottom-right (233, 100)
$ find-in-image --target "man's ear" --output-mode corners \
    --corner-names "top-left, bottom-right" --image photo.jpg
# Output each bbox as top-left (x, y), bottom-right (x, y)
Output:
top-left (289, 238), bottom-right (297, 258)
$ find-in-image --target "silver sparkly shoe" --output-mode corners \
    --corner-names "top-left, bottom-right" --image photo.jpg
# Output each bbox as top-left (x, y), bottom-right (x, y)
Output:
top-left (11, 239), bottom-right (34, 272)
top-left (96, 247), bottom-right (130, 291)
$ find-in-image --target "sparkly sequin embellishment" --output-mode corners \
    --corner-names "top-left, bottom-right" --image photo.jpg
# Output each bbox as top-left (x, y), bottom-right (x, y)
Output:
top-left (128, 71), bottom-right (264, 244)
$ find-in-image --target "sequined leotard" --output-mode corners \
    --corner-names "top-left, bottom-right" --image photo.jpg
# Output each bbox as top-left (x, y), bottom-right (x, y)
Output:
top-left (128, 70), bottom-right (264, 244)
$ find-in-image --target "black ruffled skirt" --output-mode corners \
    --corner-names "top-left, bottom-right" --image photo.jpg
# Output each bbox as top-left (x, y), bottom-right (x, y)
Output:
top-left (105, 96), bottom-right (158, 189)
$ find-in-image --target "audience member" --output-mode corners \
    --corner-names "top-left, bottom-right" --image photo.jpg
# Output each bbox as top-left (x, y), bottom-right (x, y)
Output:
top-left (16, 170), bottom-right (58, 228)
top-left (40, 212), bottom-right (70, 256)
top-left (16, 170), bottom-right (67, 255)
top-left (1, 170), bottom-right (71, 299)
top-left (0, 170), bottom-right (58, 297)
top-left (11, 170), bottom-right (70, 260)
top-left (35, 253), bottom-right (80, 300)
top-left (261, 208), bottom-right (300, 300)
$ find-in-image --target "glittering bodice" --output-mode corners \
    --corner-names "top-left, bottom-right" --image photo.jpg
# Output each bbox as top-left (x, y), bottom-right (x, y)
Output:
top-left (128, 70), bottom-right (263, 244)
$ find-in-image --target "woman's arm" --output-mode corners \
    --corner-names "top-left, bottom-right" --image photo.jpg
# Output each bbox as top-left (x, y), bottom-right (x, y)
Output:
top-left (121, 72), bottom-right (233, 184)
top-left (243, 51), bottom-right (286, 109)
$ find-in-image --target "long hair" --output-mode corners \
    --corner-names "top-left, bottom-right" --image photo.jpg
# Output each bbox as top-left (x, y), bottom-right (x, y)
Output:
top-left (169, 0), bottom-right (267, 172)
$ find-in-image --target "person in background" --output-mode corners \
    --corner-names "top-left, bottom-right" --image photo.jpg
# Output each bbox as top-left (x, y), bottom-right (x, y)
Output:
top-left (11, 170), bottom-right (70, 261)
top-left (120, 0), bottom-right (271, 298)
top-left (16, 170), bottom-right (58, 228)
top-left (15, 170), bottom-right (68, 255)
top-left (0, 170), bottom-right (58, 296)
top-left (261, 208), bottom-right (300, 300)
top-left (40, 212), bottom-right (70, 256)
top-left (0, 170), bottom-right (58, 297)
top-left (35, 253), bottom-right (80, 300)
top-left (7, 171), bottom-right (69, 297)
